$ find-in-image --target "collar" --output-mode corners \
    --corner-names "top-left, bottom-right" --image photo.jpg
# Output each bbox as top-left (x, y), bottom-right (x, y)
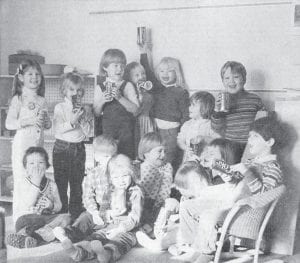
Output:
top-left (162, 84), bottom-right (176, 88)
top-left (249, 154), bottom-right (277, 164)
top-left (22, 87), bottom-right (38, 98)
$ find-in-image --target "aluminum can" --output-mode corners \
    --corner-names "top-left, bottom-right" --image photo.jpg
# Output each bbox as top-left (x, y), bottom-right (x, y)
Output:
top-left (219, 92), bottom-right (230, 112)
top-left (137, 27), bottom-right (146, 46)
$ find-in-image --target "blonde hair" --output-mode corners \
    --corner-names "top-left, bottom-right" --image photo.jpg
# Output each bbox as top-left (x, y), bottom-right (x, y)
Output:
top-left (93, 134), bottom-right (118, 155)
top-left (155, 57), bottom-right (185, 89)
top-left (99, 49), bottom-right (127, 78)
top-left (60, 72), bottom-right (84, 98)
top-left (138, 132), bottom-right (164, 160)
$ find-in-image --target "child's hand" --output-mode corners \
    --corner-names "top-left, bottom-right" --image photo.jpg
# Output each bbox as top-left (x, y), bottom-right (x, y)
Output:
top-left (111, 88), bottom-right (122, 101)
top-left (138, 41), bottom-right (152, 53)
top-left (70, 108), bottom-right (84, 126)
top-left (215, 93), bottom-right (222, 112)
top-left (27, 166), bottom-right (44, 187)
top-left (38, 196), bottom-right (54, 211)
top-left (92, 211), bottom-right (105, 226)
top-left (219, 172), bottom-right (233, 184)
top-left (230, 163), bottom-right (248, 174)
top-left (106, 227), bottom-right (124, 240)
top-left (165, 198), bottom-right (179, 213)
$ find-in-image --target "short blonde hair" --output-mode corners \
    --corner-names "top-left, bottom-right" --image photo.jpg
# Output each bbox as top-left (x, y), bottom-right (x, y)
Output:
top-left (60, 72), bottom-right (84, 98)
top-left (107, 154), bottom-right (136, 182)
top-left (93, 134), bottom-right (118, 155)
top-left (155, 57), bottom-right (185, 89)
top-left (99, 49), bottom-right (127, 78)
top-left (138, 132), bottom-right (164, 160)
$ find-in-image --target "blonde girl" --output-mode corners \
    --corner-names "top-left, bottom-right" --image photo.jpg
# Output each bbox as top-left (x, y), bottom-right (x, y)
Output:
top-left (140, 43), bottom-right (189, 170)
top-left (5, 59), bottom-right (51, 222)
top-left (93, 49), bottom-right (140, 159)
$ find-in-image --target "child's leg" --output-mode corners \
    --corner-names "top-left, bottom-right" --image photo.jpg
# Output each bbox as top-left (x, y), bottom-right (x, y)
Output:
top-left (117, 122), bottom-right (135, 160)
top-left (69, 142), bottom-right (85, 219)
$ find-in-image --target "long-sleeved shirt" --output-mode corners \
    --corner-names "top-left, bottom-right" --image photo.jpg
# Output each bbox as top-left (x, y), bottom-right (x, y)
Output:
top-left (244, 154), bottom-right (283, 194)
top-left (211, 90), bottom-right (264, 143)
top-left (140, 53), bottom-right (190, 124)
top-left (53, 98), bottom-right (92, 143)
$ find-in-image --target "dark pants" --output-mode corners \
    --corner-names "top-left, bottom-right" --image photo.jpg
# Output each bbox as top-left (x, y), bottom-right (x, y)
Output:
top-left (53, 139), bottom-right (86, 218)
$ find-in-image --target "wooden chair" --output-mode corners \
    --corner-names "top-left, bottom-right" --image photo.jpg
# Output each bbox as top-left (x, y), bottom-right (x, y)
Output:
top-left (213, 185), bottom-right (286, 263)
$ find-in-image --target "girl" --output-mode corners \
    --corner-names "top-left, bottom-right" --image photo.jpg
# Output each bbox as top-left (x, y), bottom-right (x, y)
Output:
top-left (139, 43), bottom-right (189, 170)
top-left (124, 62), bottom-right (155, 157)
top-left (136, 161), bottom-right (210, 252)
top-left (53, 72), bottom-right (93, 219)
top-left (177, 91), bottom-right (220, 162)
top-left (5, 59), bottom-right (51, 222)
top-left (93, 49), bottom-right (140, 159)
top-left (6, 147), bottom-right (71, 249)
top-left (53, 154), bottom-right (143, 263)
top-left (138, 132), bottom-right (173, 231)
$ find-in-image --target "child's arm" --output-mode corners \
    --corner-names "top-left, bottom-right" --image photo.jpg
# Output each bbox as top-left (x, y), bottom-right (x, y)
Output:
top-left (51, 181), bottom-right (63, 213)
top-left (93, 85), bottom-right (112, 117)
top-left (78, 105), bottom-right (93, 137)
top-left (179, 90), bottom-right (190, 124)
top-left (177, 123), bottom-right (188, 150)
top-left (156, 163), bottom-right (173, 206)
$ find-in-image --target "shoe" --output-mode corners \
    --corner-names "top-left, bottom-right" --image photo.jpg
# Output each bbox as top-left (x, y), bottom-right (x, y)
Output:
top-left (6, 233), bottom-right (37, 248)
top-left (35, 225), bottom-right (55, 242)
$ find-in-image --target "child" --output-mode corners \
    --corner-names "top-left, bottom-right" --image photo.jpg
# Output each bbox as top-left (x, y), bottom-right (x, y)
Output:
top-left (211, 61), bottom-right (265, 157)
top-left (53, 72), bottom-right (93, 218)
top-left (136, 161), bottom-right (209, 252)
top-left (124, 62), bottom-right (155, 157)
top-left (138, 132), bottom-right (173, 231)
top-left (177, 91), bottom-right (220, 162)
top-left (53, 154), bottom-right (143, 263)
top-left (6, 147), bottom-right (71, 249)
top-left (177, 116), bottom-right (284, 262)
top-left (140, 43), bottom-right (189, 170)
top-left (93, 49), bottom-right (140, 159)
top-left (5, 59), bottom-right (51, 222)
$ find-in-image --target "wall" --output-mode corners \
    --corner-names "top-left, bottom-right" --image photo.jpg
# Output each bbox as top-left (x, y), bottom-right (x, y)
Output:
top-left (0, 0), bottom-right (297, 93)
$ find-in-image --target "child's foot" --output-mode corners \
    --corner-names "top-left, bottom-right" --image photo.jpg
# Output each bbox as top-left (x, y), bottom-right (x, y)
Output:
top-left (53, 226), bottom-right (68, 242)
top-left (90, 240), bottom-right (111, 263)
top-left (136, 231), bottom-right (163, 252)
top-left (6, 233), bottom-right (37, 248)
top-left (168, 243), bottom-right (193, 256)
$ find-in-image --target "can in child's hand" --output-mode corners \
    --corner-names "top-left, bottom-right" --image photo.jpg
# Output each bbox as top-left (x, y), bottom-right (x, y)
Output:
top-left (105, 82), bottom-right (114, 101)
top-left (137, 81), bottom-right (153, 91)
top-left (137, 27), bottom-right (146, 46)
top-left (219, 92), bottom-right (230, 112)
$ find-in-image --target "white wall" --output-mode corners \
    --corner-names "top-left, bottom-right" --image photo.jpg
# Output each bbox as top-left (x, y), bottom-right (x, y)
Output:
top-left (0, 0), bottom-right (297, 92)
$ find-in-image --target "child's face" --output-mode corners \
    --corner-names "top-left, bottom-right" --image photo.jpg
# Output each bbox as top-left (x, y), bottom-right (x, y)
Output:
top-left (19, 67), bottom-right (42, 90)
top-left (64, 81), bottom-right (82, 102)
top-left (199, 146), bottom-right (222, 169)
top-left (26, 153), bottom-right (46, 176)
top-left (189, 101), bottom-right (202, 120)
top-left (130, 66), bottom-right (146, 85)
top-left (158, 63), bottom-right (176, 86)
top-left (222, 67), bottom-right (244, 94)
top-left (104, 62), bottom-right (125, 82)
top-left (248, 131), bottom-right (272, 157)
top-left (94, 147), bottom-right (115, 165)
top-left (110, 168), bottom-right (132, 190)
top-left (144, 145), bottom-right (165, 167)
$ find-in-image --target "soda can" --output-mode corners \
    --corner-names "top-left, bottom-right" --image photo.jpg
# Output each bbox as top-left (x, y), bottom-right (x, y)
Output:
top-left (105, 82), bottom-right (114, 101)
top-left (212, 159), bottom-right (244, 181)
top-left (219, 92), bottom-right (230, 112)
top-left (138, 81), bottom-right (153, 91)
top-left (137, 27), bottom-right (146, 46)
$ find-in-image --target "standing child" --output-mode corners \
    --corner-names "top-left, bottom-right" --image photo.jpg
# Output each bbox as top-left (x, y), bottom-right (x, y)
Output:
top-left (53, 154), bottom-right (143, 263)
top-left (136, 161), bottom-right (209, 252)
top-left (53, 72), bottom-right (93, 219)
top-left (93, 49), bottom-right (140, 159)
top-left (5, 59), bottom-right (51, 222)
top-left (177, 91), bottom-right (220, 162)
top-left (138, 132), bottom-right (173, 232)
top-left (124, 62), bottom-right (155, 157)
top-left (139, 43), bottom-right (190, 170)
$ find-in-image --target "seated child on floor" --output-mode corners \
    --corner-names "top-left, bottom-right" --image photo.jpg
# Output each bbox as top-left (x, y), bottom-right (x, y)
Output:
top-left (136, 161), bottom-right (209, 252)
top-left (53, 154), bottom-right (143, 263)
top-left (6, 147), bottom-right (71, 249)
top-left (137, 132), bottom-right (173, 232)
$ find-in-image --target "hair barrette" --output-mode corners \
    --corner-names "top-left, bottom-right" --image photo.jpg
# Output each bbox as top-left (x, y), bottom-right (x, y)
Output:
top-left (16, 64), bottom-right (23, 75)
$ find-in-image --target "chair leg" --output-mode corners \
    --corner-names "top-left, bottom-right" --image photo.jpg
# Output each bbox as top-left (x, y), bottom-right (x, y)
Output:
top-left (229, 236), bottom-right (235, 254)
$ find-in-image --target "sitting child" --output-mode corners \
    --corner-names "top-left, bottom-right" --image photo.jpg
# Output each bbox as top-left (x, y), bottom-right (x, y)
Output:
top-left (177, 116), bottom-right (284, 263)
top-left (6, 147), bottom-right (71, 248)
top-left (136, 161), bottom-right (209, 252)
top-left (177, 91), bottom-right (220, 162)
top-left (53, 154), bottom-right (143, 263)
top-left (137, 132), bottom-right (173, 232)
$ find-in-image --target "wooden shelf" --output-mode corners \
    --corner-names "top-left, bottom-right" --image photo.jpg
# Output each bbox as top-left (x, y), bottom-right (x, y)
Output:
top-left (0, 196), bottom-right (12, 203)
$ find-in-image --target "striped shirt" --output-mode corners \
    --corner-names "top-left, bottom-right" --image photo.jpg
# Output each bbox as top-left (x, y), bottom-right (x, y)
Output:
top-left (211, 91), bottom-right (264, 143)
top-left (244, 154), bottom-right (283, 194)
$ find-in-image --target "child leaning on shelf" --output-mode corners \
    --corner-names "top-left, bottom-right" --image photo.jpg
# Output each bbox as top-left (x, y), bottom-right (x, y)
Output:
top-left (53, 154), bottom-right (143, 263)
top-left (5, 59), bottom-right (51, 222)
top-left (6, 147), bottom-right (71, 249)
top-left (53, 72), bottom-right (93, 219)
top-left (137, 132), bottom-right (173, 232)
top-left (139, 43), bottom-right (190, 170)
top-left (93, 49), bottom-right (140, 159)
top-left (176, 116), bottom-right (285, 263)
top-left (136, 161), bottom-right (209, 252)
top-left (123, 62), bottom-right (156, 157)
top-left (177, 91), bottom-right (220, 162)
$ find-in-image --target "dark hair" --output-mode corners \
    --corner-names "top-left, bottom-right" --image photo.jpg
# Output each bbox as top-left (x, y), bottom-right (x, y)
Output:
top-left (174, 161), bottom-right (209, 190)
top-left (99, 49), bottom-right (127, 78)
top-left (190, 91), bottom-right (215, 119)
top-left (208, 138), bottom-right (241, 164)
top-left (220, 61), bottom-right (247, 84)
top-left (12, 59), bottom-right (45, 97)
top-left (23, 147), bottom-right (50, 169)
top-left (60, 72), bottom-right (84, 98)
top-left (251, 116), bottom-right (285, 153)
top-left (123, 62), bottom-right (141, 83)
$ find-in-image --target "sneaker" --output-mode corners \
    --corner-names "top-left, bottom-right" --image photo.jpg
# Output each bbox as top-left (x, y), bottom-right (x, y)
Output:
top-left (6, 233), bottom-right (37, 248)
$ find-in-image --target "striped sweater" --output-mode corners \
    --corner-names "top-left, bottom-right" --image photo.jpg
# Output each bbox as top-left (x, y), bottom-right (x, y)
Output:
top-left (211, 90), bottom-right (264, 143)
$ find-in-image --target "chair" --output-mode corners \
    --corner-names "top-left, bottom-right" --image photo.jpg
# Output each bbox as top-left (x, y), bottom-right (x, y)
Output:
top-left (213, 185), bottom-right (286, 263)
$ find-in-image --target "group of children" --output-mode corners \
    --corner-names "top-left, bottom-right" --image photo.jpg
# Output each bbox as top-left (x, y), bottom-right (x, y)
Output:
top-left (4, 41), bottom-right (285, 263)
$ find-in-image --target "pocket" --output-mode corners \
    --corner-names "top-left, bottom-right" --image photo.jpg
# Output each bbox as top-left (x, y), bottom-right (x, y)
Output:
top-left (53, 140), bottom-right (69, 154)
